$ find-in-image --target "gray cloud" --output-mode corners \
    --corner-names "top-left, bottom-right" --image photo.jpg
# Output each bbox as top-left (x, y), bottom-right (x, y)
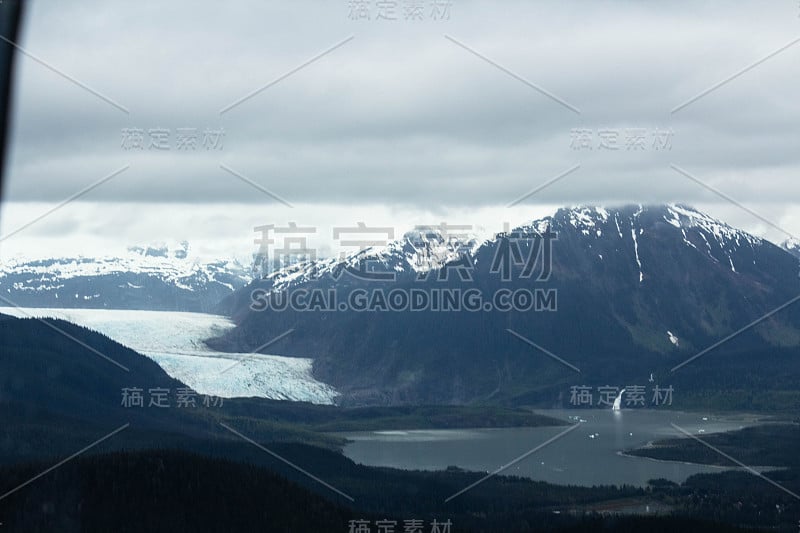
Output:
top-left (2, 0), bottom-right (800, 256)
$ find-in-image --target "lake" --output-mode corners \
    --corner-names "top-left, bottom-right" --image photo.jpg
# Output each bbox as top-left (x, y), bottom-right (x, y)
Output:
top-left (340, 409), bottom-right (768, 487)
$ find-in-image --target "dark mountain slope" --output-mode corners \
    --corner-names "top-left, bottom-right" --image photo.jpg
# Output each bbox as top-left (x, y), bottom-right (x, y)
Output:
top-left (211, 205), bottom-right (800, 407)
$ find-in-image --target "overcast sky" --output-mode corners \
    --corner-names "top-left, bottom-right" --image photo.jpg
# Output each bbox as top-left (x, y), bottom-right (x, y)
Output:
top-left (1, 0), bottom-right (800, 260)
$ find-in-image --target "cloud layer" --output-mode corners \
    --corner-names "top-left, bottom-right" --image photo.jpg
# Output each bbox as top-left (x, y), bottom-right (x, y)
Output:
top-left (2, 0), bottom-right (799, 257)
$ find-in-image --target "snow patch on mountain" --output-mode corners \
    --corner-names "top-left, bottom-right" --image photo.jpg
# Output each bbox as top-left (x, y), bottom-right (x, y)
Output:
top-left (666, 204), bottom-right (761, 249)
top-left (680, 228), bottom-right (698, 250)
top-left (566, 206), bottom-right (609, 235)
top-left (781, 239), bottom-right (800, 260)
top-left (667, 331), bottom-right (679, 346)
top-left (631, 227), bottom-right (643, 283)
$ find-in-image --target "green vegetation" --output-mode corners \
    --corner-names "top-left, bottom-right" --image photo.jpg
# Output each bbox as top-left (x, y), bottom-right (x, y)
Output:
top-left (3, 315), bottom-right (800, 530)
top-left (0, 448), bottom-right (782, 532)
top-left (627, 423), bottom-right (800, 468)
top-left (624, 424), bottom-right (800, 530)
top-left (237, 402), bottom-right (569, 432)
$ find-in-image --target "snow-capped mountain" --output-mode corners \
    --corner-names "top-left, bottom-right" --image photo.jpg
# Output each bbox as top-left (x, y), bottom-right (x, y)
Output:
top-left (243, 204), bottom-right (772, 297)
top-left (0, 242), bottom-right (251, 312)
top-left (215, 227), bottom-right (480, 314)
top-left (529, 203), bottom-right (769, 279)
top-left (212, 204), bottom-right (800, 407)
top-left (264, 228), bottom-right (479, 290)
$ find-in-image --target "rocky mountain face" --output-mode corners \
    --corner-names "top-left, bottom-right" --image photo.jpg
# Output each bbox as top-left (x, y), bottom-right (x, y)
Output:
top-left (201, 206), bottom-right (800, 406)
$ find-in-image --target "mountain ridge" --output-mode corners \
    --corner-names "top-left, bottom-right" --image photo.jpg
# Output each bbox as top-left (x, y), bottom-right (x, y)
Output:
top-left (210, 204), bottom-right (800, 407)
top-left (0, 242), bottom-right (251, 312)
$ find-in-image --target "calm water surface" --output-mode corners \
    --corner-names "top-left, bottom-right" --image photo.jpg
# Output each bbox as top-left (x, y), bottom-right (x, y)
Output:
top-left (340, 409), bottom-right (766, 487)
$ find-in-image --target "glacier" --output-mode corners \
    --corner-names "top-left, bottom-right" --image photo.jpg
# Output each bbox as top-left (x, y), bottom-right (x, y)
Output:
top-left (0, 307), bottom-right (338, 404)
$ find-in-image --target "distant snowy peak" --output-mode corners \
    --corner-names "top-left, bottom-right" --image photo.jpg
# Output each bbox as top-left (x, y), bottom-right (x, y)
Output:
top-left (0, 250), bottom-right (250, 288)
top-left (513, 205), bottom-right (617, 238)
top-left (263, 227), bottom-right (482, 292)
top-left (523, 204), bottom-right (763, 253)
top-left (505, 204), bottom-right (770, 283)
top-left (0, 243), bottom-right (251, 312)
top-left (534, 204), bottom-right (758, 243)
top-left (387, 228), bottom-right (481, 273)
